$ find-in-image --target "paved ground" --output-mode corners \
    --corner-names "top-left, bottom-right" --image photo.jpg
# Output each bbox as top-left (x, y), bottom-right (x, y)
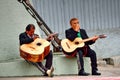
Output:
top-left (0, 64), bottom-right (120, 80)
top-left (0, 76), bottom-right (120, 80)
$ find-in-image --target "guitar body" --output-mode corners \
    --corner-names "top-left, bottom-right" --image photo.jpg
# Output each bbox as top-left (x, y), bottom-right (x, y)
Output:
top-left (61, 38), bottom-right (85, 56)
top-left (20, 38), bottom-right (50, 62)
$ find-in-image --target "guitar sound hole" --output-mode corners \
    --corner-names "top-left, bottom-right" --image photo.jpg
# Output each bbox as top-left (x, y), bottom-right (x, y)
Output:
top-left (37, 43), bottom-right (41, 46)
top-left (75, 42), bottom-right (79, 45)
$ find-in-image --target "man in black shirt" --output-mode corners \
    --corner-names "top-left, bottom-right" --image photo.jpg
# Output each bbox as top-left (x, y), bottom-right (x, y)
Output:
top-left (19, 24), bottom-right (54, 77)
top-left (65, 18), bottom-right (101, 76)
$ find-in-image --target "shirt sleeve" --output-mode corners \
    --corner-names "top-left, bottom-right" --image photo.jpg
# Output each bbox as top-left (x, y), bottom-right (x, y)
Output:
top-left (19, 33), bottom-right (34, 45)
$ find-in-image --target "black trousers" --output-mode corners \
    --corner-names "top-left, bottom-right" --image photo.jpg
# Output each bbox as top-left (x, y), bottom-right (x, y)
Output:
top-left (26, 50), bottom-right (53, 74)
top-left (77, 48), bottom-right (98, 73)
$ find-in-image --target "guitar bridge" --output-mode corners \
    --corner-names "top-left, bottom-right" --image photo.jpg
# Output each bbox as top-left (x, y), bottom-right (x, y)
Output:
top-left (66, 42), bottom-right (70, 49)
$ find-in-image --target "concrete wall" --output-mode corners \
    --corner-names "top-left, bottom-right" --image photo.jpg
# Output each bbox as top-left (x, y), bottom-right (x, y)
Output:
top-left (32, 0), bottom-right (120, 59)
top-left (0, 0), bottom-right (120, 62)
top-left (32, 0), bottom-right (120, 37)
top-left (86, 28), bottom-right (120, 59)
top-left (0, 0), bottom-right (40, 62)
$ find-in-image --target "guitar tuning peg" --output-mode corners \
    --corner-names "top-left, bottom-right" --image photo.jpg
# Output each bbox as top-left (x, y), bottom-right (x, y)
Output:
top-left (99, 34), bottom-right (107, 38)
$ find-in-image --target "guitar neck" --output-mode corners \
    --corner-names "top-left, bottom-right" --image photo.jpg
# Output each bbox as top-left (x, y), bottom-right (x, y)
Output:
top-left (82, 37), bottom-right (94, 43)
top-left (81, 34), bottom-right (106, 43)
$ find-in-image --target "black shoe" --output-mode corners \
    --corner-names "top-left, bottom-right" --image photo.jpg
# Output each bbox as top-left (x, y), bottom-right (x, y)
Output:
top-left (78, 71), bottom-right (90, 76)
top-left (92, 72), bottom-right (101, 75)
top-left (43, 73), bottom-right (48, 76)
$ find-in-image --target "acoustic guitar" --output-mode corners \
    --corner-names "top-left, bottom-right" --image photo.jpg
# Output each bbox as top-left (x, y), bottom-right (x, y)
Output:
top-left (20, 38), bottom-right (50, 62)
top-left (61, 34), bottom-right (106, 56)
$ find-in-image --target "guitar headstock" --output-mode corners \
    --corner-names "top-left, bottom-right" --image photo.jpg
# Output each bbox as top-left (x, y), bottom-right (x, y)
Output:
top-left (50, 33), bottom-right (59, 37)
top-left (99, 34), bottom-right (107, 38)
top-left (53, 33), bottom-right (59, 37)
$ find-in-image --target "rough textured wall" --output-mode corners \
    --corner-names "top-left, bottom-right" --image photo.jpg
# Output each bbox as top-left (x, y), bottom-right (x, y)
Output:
top-left (32, 0), bottom-right (120, 59)
top-left (0, 0), bottom-right (119, 62)
top-left (86, 28), bottom-right (120, 59)
top-left (0, 0), bottom-right (40, 62)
